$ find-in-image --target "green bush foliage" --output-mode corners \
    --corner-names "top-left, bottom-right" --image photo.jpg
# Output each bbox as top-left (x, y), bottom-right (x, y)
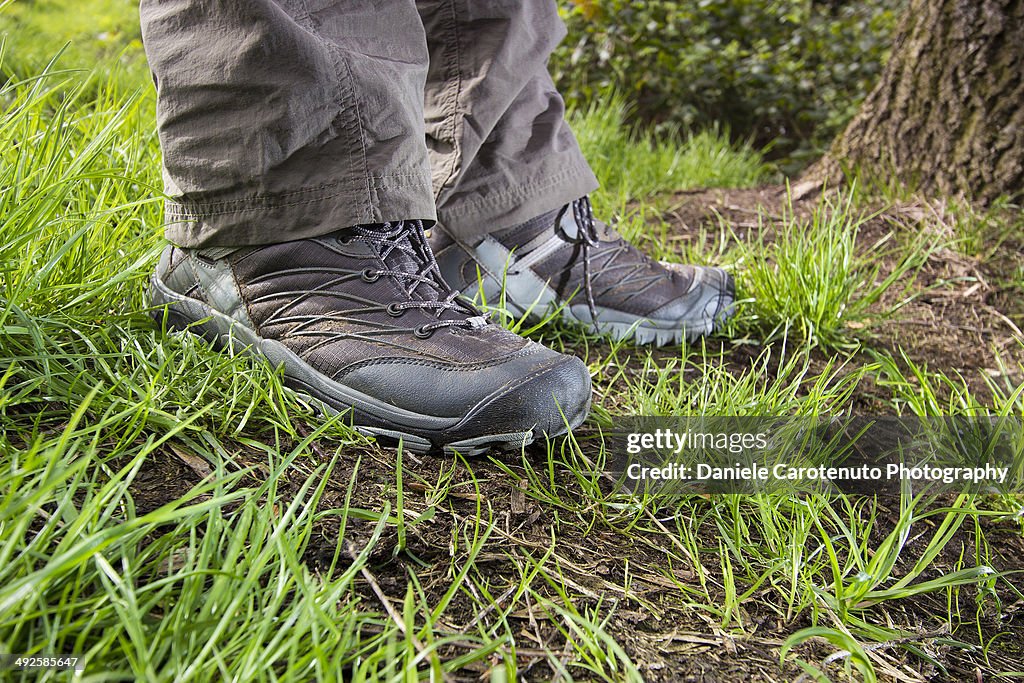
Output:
top-left (551, 0), bottom-right (905, 169)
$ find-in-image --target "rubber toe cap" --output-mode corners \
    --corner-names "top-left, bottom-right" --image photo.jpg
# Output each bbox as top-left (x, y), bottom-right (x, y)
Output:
top-left (649, 266), bottom-right (735, 326)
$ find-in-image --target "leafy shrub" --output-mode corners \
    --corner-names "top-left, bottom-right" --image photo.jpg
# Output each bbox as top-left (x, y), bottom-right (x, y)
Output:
top-left (551, 0), bottom-right (905, 170)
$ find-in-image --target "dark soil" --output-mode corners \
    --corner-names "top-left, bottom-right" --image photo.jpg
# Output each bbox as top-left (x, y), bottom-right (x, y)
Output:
top-left (134, 435), bottom-right (1024, 681)
top-left (129, 185), bottom-right (1024, 681)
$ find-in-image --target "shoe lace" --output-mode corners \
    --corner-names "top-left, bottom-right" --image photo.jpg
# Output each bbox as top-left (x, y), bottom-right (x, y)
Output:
top-left (355, 220), bottom-right (488, 337)
top-left (564, 197), bottom-right (601, 320)
top-left (561, 197), bottom-right (661, 321)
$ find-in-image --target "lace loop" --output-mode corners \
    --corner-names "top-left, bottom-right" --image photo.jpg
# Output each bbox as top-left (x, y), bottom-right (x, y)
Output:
top-left (350, 220), bottom-right (487, 334)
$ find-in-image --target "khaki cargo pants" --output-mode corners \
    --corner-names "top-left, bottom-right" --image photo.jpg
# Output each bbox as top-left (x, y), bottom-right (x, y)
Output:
top-left (140, 0), bottom-right (598, 248)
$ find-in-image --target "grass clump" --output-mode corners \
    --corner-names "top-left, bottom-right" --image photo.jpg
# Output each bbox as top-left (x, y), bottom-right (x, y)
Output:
top-left (569, 93), bottom-right (765, 212)
top-left (732, 187), bottom-right (938, 351)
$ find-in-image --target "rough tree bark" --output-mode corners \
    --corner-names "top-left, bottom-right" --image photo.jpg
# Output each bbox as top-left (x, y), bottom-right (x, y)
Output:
top-left (810, 0), bottom-right (1023, 203)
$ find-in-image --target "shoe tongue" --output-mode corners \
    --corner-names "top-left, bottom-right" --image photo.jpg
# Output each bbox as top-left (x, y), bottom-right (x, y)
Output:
top-left (555, 207), bottom-right (615, 242)
top-left (381, 233), bottom-right (422, 281)
top-left (496, 204), bottom-right (616, 248)
top-left (377, 228), bottom-right (480, 323)
top-left (497, 207), bottom-right (561, 246)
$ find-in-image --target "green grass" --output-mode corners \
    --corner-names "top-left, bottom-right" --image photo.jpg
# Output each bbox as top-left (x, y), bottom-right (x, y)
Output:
top-left (568, 95), bottom-right (765, 208)
top-left (2, 11), bottom-right (1024, 683)
top-left (729, 186), bottom-right (940, 351)
top-left (0, 0), bottom-right (147, 93)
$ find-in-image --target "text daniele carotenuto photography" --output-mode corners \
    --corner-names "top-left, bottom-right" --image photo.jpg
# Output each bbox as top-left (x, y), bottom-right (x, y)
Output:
top-left (611, 417), bottom-right (1023, 494)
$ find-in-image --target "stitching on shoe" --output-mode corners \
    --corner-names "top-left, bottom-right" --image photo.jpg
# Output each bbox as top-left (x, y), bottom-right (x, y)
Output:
top-left (187, 252), bottom-right (256, 330)
top-left (330, 344), bottom-right (538, 379)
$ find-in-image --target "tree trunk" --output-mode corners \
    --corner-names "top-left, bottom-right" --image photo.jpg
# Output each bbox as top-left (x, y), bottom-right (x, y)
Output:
top-left (810, 0), bottom-right (1024, 203)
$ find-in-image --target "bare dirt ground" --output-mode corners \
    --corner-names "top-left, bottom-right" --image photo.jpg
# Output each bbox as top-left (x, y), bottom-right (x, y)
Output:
top-left (130, 186), bottom-right (1024, 681)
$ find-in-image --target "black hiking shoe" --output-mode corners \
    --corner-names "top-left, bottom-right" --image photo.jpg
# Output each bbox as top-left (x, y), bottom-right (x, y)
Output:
top-left (432, 197), bottom-right (735, 346)
top-left (151, 221), bottom-right (592, 455)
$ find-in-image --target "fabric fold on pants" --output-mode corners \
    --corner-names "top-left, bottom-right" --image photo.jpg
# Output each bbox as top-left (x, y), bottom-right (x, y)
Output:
top-left (140, 0), bottom-right (597, 248)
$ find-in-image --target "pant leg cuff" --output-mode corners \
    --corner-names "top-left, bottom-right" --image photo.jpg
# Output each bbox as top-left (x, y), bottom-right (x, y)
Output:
top-left (163, 173), bottom-right (438, 248)
top-left (436, 160), bottom-right (599, 242)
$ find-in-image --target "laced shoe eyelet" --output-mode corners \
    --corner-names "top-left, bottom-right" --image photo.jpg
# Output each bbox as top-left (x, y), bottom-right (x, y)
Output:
top-left (386, 302), bottom-right (405, 317)
top-left (361, 268), bottom-right (380, 282)
top-left (414, 325), bottom-right (434, 339)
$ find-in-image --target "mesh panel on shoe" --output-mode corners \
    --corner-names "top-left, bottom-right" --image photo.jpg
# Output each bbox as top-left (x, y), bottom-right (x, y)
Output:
top-left (300, 323), bottom-right (534, 381)
top-left (228, 227), bottom-right (530, 373)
